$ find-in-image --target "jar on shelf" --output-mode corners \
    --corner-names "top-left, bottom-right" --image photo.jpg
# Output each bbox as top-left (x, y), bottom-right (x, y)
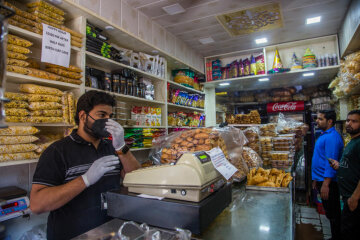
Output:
top-left (120, 75), bottom-right (126, 95)
top-left (126, 78), bottom-right (133, 96)
top-left (112, 74), bottom-right (120, 93)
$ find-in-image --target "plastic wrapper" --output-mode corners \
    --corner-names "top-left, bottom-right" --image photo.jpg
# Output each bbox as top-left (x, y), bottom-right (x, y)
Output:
top-left (4, 1), bottom-right (37, 21)
top-left (0, 152), bottom-right (38, 162)
top-left (276, 113), bottom-right (305, 135)
top-left (59, 76), bottom-right (82, 85)
top-left (247, 167), bottom-right (293, 188)
top-left (45, 63), bottom-right (82, 73)
top-left (27, 94), bottom-right (61, 103)
top-left (61, 26), bottom-right (83, 39)
top-left (35, 141), bottom-right (55, 154)
top-left (7, 51), bottom-right (28, 60)
top-left (0, 144), bottom-right (38, 154)
top-left (46, 68), bottom-right (82, 79)
top-left (5, 116), bottom-right (29, 123)
top-left (62, 94), bottom-right (70, 124)
top-left (0, 126), bottom-right (39, 136)
top-left (242, 147), bottom-right (263, 169)
top-left (0, 135), bottom-right (39, 144)
top-left (30, 109), bottom-right (63, 117)
top-left (4, 100), bottom-right (29, 109)
top-left (270, 151), bottom-right (294, 161)
top-left (71, 40), bottom-right (82, 48)
top-left (27, 0), bottom-right (65, 16)
top-left (233, 110), bottom-right (261, 124)
top-left (28, 68), bottom-right (61, 81)
top-left (29, 101), bottom-right (62, 110)
top-left (67, 93), bottom-right (76, 125)
top-left (28, 6), bottom-right (65, 21)
top-left (7, 44), bottom-right (31, 54)
top-left (243, 127), bottom-right (261, 153)
top-left (5, 92), bottom-right (28, 101)
top-left (5, 108), bottom-right (29, 116)
top-left (7, 34), bottom-right (33, 47)
top-left (20, 84), bottom-right (64, 96)
top-left (26, 59), bottom-right (41, 69)
top-left (71, 35), bottom-right (83, 44)
top-left (7, 58), bottom-right (29, 67)
top-left (28, 116), bottom-right (63, 123)
top-left (150, 126), bottom-right (246, 166)
top-left (260, 123), bottom-right (277, 136)
top-left (11, 14), bottom-right (37, 27)
top-left (6, 65), bottom-right (30, 75)
top-left (31, 10), bottom-right (64, 25)
top-left (8, 18), bottom-right (42, 34)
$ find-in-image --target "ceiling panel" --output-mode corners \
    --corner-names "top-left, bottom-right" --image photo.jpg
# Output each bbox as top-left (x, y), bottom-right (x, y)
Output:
top-left (130, 0), bottom-right (350, 57)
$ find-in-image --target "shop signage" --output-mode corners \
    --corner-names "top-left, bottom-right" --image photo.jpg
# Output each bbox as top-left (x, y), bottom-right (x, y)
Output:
top-left (267, 101), bottom-right (305, 113)
top-left (41, 23), bottom-right (71, 68)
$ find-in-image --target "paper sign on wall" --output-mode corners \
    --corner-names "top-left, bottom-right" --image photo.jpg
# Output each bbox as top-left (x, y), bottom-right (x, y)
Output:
top-left (41, 23), bottom-right (71, 67)
top-left (206, 147), bottom-right (237, 180)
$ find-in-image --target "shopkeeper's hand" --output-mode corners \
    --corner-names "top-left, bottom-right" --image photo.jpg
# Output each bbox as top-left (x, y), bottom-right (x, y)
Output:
top-left (321, 182), bottom-right (330, 200)
top-left (330, 159), bottom-right (340, 170)
top-left (105, 119), bottom-right (125, 150)
top-left (348, 196), bottom-right (359, 211)
top-left (312, 180), bottom-right (317, 190)
top-left (82, 155), bottom-right (119, 187)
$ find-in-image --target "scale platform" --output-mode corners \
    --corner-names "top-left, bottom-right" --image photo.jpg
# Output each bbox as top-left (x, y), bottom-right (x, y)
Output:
top-left (105, 183), bottom-right (232, 235)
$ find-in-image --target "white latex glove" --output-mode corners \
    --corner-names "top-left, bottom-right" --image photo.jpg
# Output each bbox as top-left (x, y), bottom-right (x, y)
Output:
top-left (81, 155), bottom-right (119, 187)
top-left (105, 119), bottom-right (125, 150)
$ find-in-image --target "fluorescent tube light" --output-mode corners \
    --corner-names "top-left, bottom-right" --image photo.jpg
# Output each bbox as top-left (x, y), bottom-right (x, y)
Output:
top-left (306, 16), bottom-right (321, 24)
top-left (219, 83), bottom-right (230, 86)
top-left (303, 72), bottom-right (314, 77)
top-left (255, 38), bottom-right (267, 44)
top-left (162, 3), bottom-right (185, 15)
top-left (258, 78), bottom-right (269, 82)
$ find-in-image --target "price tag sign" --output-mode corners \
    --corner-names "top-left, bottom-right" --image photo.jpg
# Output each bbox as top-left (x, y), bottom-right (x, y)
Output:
top-left (206, 147), bottom-right (237, 180)
top-left (41, 23), bottom-right (71, 67)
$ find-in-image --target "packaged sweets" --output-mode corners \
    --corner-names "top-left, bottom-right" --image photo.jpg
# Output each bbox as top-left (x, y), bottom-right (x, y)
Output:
top-left (28, 116), bottom-right (63, 123)
top-left (7, 34), bottom-right (33, 47)
top-left (29, 102), bottom-right (62, 110)
top-left (20, 84), bottom-right (63, 96)
top-left (4, 92), bottom-right (28, 101)
top-left (4, 100), bottom-right (29, 109)
top-left (27, 59), bottom-right (41, 69)
top-left (67, 93), bottom-right (76, 125)
top-left (0, 144), bottom-right (38, 154)
top-left (7, 51), bottom-right (28, 60)
top-left (28, 68), bottom-right (61, 81)
top-left (45, 63), bottom-right (82, 73)
top-left (27, 6), bottom-right (65, 22)
top-left (8, 18), bottom-right (41, 34)
top-left (243, 58), bottom-right (250, 76)
top-left (7, 44), bottom-right (31, 54)
top-left (46, 68), bottom-right (82, 79)
top-left (0, 152), bottom-right (38, 162)
top-left (11, 14), bottom-right (37, 27)
top-left (27, 0), bottom-right (65, 16)
top-left (31, 10), bottom-right (64, 25)
top-left (250, 55), bottom-right (257, 75)
top-left (5, 116), bottom-right (29, 123)
top-left (62, 94), bottom-right (70, 124)
top-left (0, 135), bottom-right (39, 144)
top-left (0, 126), bottom-right (39, 136)
top-left (6, 58), bottom-right (29, 67)
top-left (4, 2), bottom-right (37, 21)
top-left (6, 65), bottom-right (30, 75)
top-left (5, 108), bottom-right (29, 116)
top-left (27, 94), bottom-right (61, 103)
top-left (255, 54), bottom-right (265, 75)
top-left (30, 109), bottom-right (63, 117)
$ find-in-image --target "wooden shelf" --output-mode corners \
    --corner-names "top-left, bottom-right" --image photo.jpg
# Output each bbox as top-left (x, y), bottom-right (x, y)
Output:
top-left (130, 148), bottom-right (152, 151)
top-left (204, 66), bottom-right (340, 91)
top-left (86, 51), bottom-right (166, 82)
top-left (168, 81), bottom-right (204, 94)
top-left (5, 122), bottom-right (74, 127)
top-left (85, 87), bottom-right (165, 105)
top-left (6, 72), bottom-right (81, 90)
top-left (0, 159), bottom-right (39, 167)
top-left (124, 126), bottom-right (166, 128)
top-left (8, 25), bottom-right (81, 52)
top-left (167, 103), bottom-right (204, 112)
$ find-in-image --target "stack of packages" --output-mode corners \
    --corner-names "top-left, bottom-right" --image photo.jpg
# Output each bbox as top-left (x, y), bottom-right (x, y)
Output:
top-left (271, 135), bottom-right (296, 168)
top-left (167, 112), bottom-right (205, 127)
top-left (35, 133), bottom-right (63, 155)
top-left (234, 110), bottom-right (261, 124)
top-left (5, 84), bottom-right (76, 124)
top-left (0, 126), bottom-right (39, 162)
top-left (45, 63), bottom-right (83, 85)
top-left (6, 34), bottom-right (32, 75)
top-left (62, 91), bottom-right (76, 125)
top-left (125, 128), bottom-right (143, 149)
top-left (5, 0), bottom-right (83, 48)
top-left (142, 128), bottom-right (166, 148)
top-left (243, 127), bottom-right (261, 155)
top-left (259, 123), bottom-right (277, 166)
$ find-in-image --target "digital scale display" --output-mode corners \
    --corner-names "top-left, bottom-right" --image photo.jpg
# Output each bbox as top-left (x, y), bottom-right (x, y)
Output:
top-left (194, 151), bottom-right (211, 164)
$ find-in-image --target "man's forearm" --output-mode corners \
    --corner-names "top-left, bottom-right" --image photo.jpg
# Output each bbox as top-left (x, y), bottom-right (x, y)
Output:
top-left (119, 151), bottom-right (140, 174)
top-left (351, 181), bottom-right (360, 200)
top-left (30, 177), bottom-right (86, 214)
top-left (323, 177), bottom-right (332, 186)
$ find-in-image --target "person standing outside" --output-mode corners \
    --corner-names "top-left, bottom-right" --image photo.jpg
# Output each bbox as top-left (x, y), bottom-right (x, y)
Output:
top-left (311, 110), bottom-right (344, 240)
top-left (330, 110), bottom-right (360, 239)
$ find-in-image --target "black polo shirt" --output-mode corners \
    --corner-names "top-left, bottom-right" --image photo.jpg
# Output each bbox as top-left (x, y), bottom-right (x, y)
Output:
top-left (32, 130), bottom-right (122, 240)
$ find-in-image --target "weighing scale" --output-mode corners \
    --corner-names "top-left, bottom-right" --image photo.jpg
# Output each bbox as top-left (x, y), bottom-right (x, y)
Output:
top-left (0, 187), bottom-right (30, 222)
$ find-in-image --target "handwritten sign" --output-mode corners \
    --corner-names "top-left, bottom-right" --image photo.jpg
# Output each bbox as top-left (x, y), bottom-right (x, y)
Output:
top-left (41, 23), bottom-right (70, 67)
top-left (207, 147), bottom-right (237, 180)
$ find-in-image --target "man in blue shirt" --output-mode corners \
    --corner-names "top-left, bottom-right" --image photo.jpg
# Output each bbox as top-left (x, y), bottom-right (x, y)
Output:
top-left (312, 110), bottom-right (344, 240)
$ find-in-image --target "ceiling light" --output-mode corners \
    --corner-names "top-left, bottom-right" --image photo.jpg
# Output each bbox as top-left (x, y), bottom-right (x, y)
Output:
top-left (199, 37), bottom-right (215, 44)
top-left (162, 3), bottom-right (185, 15)
top-left (219, 83), bottom-right (230, 86)
top-left (258, 78), bottom-right (269, 82)
top-left (306, 16), bottom-right (321, 24)
top-left (303, 72), bottom-right (314, 77)
top-left (255, 38), bottom-right (267, 44)
top-left (105, 25), bottom-right (115, 30)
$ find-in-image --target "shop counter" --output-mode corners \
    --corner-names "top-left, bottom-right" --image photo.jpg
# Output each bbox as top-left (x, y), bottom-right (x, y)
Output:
top-left (73, 184), bottom-right (294, 240)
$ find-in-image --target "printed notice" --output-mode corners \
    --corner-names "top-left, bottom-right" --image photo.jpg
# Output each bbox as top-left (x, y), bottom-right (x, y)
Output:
top-left (41, 23), bottom-right (70, 67)
top-left (207, 147), bottom-right (237, 180)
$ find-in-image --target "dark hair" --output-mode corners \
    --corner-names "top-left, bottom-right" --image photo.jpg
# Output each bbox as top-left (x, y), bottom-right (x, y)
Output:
top-left (75, 90), bottom-right (116, 125)
top-left (319, 110), bottom-right (336, 126)
top-left (348, 110), bottom-right (360, 117)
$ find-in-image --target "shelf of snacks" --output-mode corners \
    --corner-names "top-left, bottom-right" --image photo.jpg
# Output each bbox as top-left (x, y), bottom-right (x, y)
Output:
top-left (0, 159), bottom-right (39, 167)
top-left (8, 25), bottom-right (81, 52)
top-left (167, 81), bottom-right (204, 94)
top-left (167, 103), bottom-right (204, 112)
top-left (84, 87), bottom-right (165, 105)
top-left (203, 65), bottom-right (340, 90)
top-left (85, 51), bottom-right (166, 83)
top-left (6, 72), bottom-right (81, 91)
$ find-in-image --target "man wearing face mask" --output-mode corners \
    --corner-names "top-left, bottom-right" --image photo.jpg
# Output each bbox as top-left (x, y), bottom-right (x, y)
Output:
top-left (329, 110), bottom-right (360, 239)
top-left (30, 90), bottom-right (140, 240)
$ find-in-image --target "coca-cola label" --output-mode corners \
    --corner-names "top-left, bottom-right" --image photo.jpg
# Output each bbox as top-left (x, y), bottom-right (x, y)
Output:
top-left (267, 101), bottom-right (304, 113)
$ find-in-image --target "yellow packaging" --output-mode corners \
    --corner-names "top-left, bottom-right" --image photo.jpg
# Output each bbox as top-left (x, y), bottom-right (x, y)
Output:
top-left (7, 34), bottom-right (33, 47)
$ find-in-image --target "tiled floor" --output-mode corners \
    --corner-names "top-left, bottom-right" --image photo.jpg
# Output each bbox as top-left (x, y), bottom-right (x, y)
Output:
top-left (295, 204), bottom-right (332, 240)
